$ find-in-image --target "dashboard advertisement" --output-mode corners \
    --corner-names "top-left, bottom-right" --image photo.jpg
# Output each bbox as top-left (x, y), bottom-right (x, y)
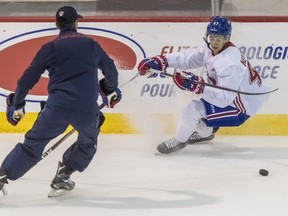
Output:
top-left (0, 20), bottom-right (285, 134)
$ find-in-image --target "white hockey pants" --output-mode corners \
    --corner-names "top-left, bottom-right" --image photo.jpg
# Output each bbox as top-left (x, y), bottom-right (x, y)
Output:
top-left (175, 99), bottom-right (213, 142)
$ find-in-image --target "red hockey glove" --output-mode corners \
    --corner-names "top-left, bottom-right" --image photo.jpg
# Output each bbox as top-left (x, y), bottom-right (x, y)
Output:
top-left (137, 55), bottom-right (168, 77)
top-left (173, 71), bottom-right (205, 94)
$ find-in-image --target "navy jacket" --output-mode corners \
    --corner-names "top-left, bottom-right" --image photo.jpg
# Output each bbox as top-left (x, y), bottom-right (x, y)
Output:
top-left (13, 27), bottom-right (118, 113)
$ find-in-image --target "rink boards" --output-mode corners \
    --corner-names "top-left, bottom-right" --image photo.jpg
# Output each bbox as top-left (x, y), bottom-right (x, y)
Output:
top-left (0, 17), bottom-right (287, 135)
top-left (0, 113), bottom-right (287, 135)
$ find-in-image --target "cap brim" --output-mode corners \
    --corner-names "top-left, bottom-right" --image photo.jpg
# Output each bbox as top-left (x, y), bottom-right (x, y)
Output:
top-left (77, 14), bottom-right (83, 19)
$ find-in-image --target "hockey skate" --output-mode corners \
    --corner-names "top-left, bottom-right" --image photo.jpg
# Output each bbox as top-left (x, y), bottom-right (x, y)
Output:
top-left (157, 137), bottom-right (188, 154)
top-left (48, 161), bottom-right (75, 198)
top-left (0, 171), bottom-right (8, 196)
top-left (187, 127), bottom-right (219, 144)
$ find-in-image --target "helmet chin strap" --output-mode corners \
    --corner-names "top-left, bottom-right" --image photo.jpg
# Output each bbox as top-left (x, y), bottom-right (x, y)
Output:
top-left (203, 36), bottom-right (215, 55)
top-left (225, 34), bottom-right (231, 41)
top-left (203, 33), bottom-right (230, 55)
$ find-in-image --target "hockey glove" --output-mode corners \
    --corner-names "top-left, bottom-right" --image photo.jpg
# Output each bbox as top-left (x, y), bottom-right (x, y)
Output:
top-left (6, 93), bottom-right (26, 126)
top-left (173, 71), bottom-right (205, 94)
top-left (137, 55), bottom-right (168, 77)
top-left (99, 79), bottom-right (122, 108)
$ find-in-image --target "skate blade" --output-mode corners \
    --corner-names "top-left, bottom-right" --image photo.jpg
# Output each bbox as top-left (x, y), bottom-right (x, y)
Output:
top-left (48, 188), bottom-right (67, 198)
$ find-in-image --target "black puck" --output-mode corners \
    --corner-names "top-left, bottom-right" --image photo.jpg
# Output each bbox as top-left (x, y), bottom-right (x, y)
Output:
top-left (259, 169), bottom-right (269, 176)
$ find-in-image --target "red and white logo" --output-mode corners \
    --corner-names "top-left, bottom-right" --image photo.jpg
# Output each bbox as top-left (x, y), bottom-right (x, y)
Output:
top-left (0, 27), bottom-right (145, 100)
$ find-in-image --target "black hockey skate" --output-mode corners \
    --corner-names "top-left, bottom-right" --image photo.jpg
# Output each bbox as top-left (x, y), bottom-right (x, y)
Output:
top-left (48, 161), bottom-right (75, 198)
top-left (187, 127), bottom-right (219, 144)
top-left (0, 170), bottom-right (8, 196)
top-left (157, 137), bottom-right (188, 154)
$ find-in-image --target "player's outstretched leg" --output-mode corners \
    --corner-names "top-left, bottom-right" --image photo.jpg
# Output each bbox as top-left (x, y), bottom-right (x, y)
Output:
top-left (157, 137), bottom-right (188, 154)
top-left (187, 127), bottom-right (219, 144)
top-left (0, 170), bottom-right (8, 196)
top-left (48, 161), bottom-right (75, 198)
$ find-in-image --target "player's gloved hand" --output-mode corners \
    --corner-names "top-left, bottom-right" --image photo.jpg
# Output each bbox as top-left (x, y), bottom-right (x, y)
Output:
top-left (100, 88), bottom-right (122, 108)
top-left (137, 55), bottom-right (168, 77)
top-left (99, 79), bottom-right (122, 108)
top-left (173, 71), bottom-right (205, 94)
top-left (6, 93), bottom-right (26, 126)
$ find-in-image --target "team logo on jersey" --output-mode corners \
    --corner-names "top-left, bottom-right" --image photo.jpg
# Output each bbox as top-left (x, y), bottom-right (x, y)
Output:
top-left (0, 27), bottom-right (145, 100)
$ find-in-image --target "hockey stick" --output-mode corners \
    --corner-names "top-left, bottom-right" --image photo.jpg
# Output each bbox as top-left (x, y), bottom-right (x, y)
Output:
top-left (40, 72), bottom-right (139, 159)
top-left (41, 103), bottom-right (105, 160)
top-left (148, 69), bottom-right (278, 96)
top-left (41, 128), bottom-right (75, 159)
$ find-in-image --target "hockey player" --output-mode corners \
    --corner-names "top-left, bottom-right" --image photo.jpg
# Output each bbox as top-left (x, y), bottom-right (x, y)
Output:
top-left (0, 6), bottom-right (121, 197)
top-left (137, 16), bottom-right (269, 154)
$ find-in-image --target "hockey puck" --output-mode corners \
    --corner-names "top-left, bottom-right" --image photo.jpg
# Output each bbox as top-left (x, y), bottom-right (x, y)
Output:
top-left (259, 169), bottom-right (269, 176)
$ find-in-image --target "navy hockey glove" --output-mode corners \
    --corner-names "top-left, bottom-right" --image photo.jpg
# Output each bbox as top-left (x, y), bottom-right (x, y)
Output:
top-left (99, 79), bottom-right (122, 108)
top-left (6, 93), bottom-right (26, 126)
top-left (173, 71), bottom-right (205, 94)
top-left (137, 55), bottom-right (168, 77)
top-left (100, 88), bottom-right (122, 108)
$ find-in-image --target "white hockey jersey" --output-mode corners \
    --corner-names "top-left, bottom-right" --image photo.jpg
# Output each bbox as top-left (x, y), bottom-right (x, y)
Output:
top-left (166, 41), bottom-right (269, 116)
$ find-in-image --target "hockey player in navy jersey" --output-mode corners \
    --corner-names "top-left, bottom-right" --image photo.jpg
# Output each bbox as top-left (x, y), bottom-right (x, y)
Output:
top-left (138, 16), bottom-right (269, 154)
top-left (0, 6), bottom-right (121, 197)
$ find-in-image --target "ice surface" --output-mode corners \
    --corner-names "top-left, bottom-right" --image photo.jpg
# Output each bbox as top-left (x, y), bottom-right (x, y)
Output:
top-left (0, 133), bottom-right (288, 216)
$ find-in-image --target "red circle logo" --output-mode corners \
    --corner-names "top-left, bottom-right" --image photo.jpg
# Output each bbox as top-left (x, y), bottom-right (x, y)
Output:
top-left (0, 28), bottom-right (144, 97)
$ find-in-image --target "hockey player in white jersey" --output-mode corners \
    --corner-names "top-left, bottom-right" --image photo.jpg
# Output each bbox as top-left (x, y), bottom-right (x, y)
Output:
top-left (137, 16), bottom-right (269, 154)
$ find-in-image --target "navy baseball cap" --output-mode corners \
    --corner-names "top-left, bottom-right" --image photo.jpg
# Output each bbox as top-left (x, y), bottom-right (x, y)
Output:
top-left (56, 6), bottom-right (83, 23)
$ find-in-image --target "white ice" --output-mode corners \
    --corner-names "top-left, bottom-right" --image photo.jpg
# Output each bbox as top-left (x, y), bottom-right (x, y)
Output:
top-left (0, 133), bottom-right (288, 216)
